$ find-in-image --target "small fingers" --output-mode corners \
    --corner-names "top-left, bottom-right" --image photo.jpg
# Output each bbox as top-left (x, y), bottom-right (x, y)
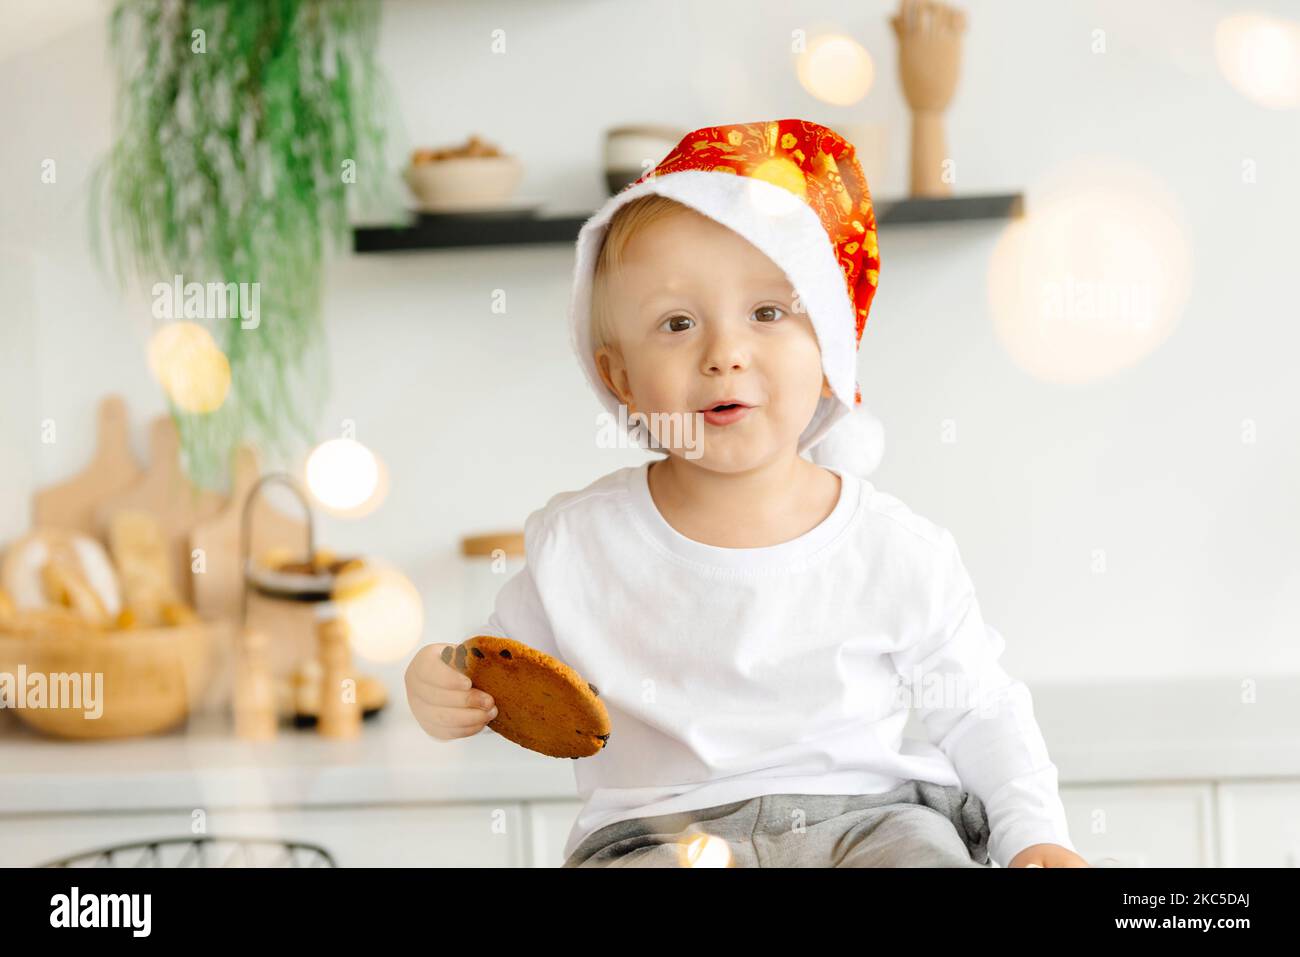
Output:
top-left (417, 704), bottom-right (499, 740)
top-left (408, 643), bottom-right (472, 691)
top-left (407, 681), bottom-right (494, 713)
top-left (432, 703), bottom-right (499, 728)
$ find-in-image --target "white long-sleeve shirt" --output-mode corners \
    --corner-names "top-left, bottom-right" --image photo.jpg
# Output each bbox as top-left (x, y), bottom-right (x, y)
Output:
top-left (462, 460), bottom-right (1076, 867)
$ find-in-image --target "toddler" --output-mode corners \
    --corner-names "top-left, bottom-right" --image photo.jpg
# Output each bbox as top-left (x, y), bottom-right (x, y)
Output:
top-left (406, 119), bottom-right (1087, 868)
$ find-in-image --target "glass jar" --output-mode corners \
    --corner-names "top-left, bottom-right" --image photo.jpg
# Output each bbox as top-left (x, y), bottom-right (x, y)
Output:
top-left (458, 531), bottom-right (525, 637)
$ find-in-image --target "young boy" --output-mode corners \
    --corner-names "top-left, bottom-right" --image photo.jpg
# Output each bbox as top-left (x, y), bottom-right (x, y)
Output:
top-left (406, 119), bottom-right (1087, 868)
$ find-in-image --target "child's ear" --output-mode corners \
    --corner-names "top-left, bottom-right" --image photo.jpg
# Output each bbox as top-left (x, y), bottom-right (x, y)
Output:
top-left (595, 345), bottom-right (635, 409)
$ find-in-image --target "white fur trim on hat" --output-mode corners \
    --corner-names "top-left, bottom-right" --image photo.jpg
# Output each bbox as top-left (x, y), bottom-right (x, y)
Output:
top-left (568, 169), bottom-right (868, 461)
top-left (806, 401), bottom-right (885, 478)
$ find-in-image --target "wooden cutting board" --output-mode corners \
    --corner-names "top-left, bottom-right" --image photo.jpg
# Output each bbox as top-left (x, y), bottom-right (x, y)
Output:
top-left (32, 395), bottom-right (142, 537)
top-left (92, 415), bottom-right (226, 606)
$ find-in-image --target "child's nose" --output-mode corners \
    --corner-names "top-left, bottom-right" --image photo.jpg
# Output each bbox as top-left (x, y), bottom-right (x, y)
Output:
top-left (703, 343), bottom-right (749, 375)
top-left (700, 319), bottom-right (753, 371)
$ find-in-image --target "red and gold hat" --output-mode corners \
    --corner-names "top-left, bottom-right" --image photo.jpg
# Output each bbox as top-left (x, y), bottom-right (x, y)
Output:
top-left (569, 118), bottom-right (885, 475)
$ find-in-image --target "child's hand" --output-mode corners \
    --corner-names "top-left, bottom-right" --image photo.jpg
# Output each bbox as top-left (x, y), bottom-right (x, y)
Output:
top-left (1008, 844), bottom-right (1091, 867)
top-left (405, 642), bottom-right (498, 740)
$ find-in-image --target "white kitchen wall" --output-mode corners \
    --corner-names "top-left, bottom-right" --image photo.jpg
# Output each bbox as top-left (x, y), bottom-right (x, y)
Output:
top-left (1, 0), bottom-right (1296, 681)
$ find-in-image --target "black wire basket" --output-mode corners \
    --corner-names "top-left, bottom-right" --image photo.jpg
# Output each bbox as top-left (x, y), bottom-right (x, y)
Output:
top-left (39, 836), bottom-right (337, 868)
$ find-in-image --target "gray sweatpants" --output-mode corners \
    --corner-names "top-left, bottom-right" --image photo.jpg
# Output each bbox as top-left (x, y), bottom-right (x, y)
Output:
top-left (562, 779), bottom-right (992, 868)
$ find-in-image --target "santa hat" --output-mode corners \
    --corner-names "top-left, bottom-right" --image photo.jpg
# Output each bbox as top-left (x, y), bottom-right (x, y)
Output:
top-left (567, 118), bottom-right (885, 478)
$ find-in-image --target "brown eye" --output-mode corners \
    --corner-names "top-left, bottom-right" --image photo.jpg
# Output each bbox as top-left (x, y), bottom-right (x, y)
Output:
top-left (662, 314), bottom-right (694, 332)
top-left (753, 305), bottom-right (785, 323)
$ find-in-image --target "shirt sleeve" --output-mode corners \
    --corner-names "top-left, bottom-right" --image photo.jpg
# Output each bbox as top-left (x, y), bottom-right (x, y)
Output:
top-left (461, 509), bottom-right (564, 663)
top-left (890, 528), bottom-right (1076, 868)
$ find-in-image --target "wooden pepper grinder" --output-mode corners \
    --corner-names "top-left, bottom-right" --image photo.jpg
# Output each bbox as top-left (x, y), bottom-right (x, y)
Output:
top-left (891, 0), bottom-right (968, 197)
top-left (316, 613), bottom-right (361, 738)
top-left (233, 626), bottom-right (277, 740)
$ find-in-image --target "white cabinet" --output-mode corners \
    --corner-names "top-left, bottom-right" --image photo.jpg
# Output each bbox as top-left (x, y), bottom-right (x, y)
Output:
top-left (0, 802), bottom-right (585, 868)
top-left (4, 786), bottom-right (1295, 867)
top-left (0, 804), bottom-right (526, 868)
top-left (1217, 781), bottom-right (1300, 867)
top-left (1058, 783), bottom-right (1216, 867)
top-left (526, 800), bottom-right (584, 867)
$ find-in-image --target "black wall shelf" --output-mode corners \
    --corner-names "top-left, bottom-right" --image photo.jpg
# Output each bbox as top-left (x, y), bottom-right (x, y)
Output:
top-left (352, 192), bottom-right (1024, 254)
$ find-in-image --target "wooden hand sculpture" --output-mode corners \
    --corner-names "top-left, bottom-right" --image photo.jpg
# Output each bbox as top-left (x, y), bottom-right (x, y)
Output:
top-left (891, 0), bottom-right (968, 197)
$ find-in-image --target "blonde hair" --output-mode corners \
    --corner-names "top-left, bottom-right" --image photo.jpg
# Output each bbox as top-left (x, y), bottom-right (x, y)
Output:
top-left (590, 193), bottom-right (693, 354)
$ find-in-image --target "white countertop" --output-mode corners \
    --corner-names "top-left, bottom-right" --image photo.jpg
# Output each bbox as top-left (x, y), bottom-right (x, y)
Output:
top-left (0, 697), bottom-right (578, 816)
top-left (1029, 674), bottom-right (1300, 783)
top-left (2, 674), bottom-right (1297, 817)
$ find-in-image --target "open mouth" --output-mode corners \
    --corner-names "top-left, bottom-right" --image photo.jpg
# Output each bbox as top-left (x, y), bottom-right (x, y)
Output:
top-left (699, 401), bottom-right (753, 426)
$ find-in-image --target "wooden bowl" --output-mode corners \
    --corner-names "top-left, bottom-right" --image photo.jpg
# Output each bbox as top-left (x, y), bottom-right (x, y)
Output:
top-left (0, 619), bottom-right (221, 739)
top-left (403, 155), bottom-right (523, 210)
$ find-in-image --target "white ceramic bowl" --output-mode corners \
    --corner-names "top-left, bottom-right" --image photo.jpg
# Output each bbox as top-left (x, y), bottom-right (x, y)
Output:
top-left (403, 155), bottom-right (523, 210)
top-left (603, 126), bottom-right (682, 172)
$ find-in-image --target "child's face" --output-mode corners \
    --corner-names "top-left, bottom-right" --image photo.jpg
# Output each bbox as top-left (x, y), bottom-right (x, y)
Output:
top-left (595, 208), bottom-right (832, 471)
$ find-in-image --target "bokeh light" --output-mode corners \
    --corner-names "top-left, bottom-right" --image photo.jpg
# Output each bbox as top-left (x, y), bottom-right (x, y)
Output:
top-left (333, 560), bottom-right (424, 664)
top-left (745, 172), bottom-right (810, 219)
top-left (987, 159), bottom-right (1193, 384)
top-left (305, 438), bottom-right (387, 516)
top-left (1215, 13), bottom-right (1300, 109)
top-left (146, 321), bottom-right (231, 413)
top-left (679, 833), bottom-right (732, 867)
top-left (796, 33), bottom-right (875, 106)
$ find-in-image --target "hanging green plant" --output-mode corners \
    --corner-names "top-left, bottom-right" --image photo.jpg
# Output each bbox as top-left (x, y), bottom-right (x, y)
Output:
top-left (92, 0), bottom-right (390, 489)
